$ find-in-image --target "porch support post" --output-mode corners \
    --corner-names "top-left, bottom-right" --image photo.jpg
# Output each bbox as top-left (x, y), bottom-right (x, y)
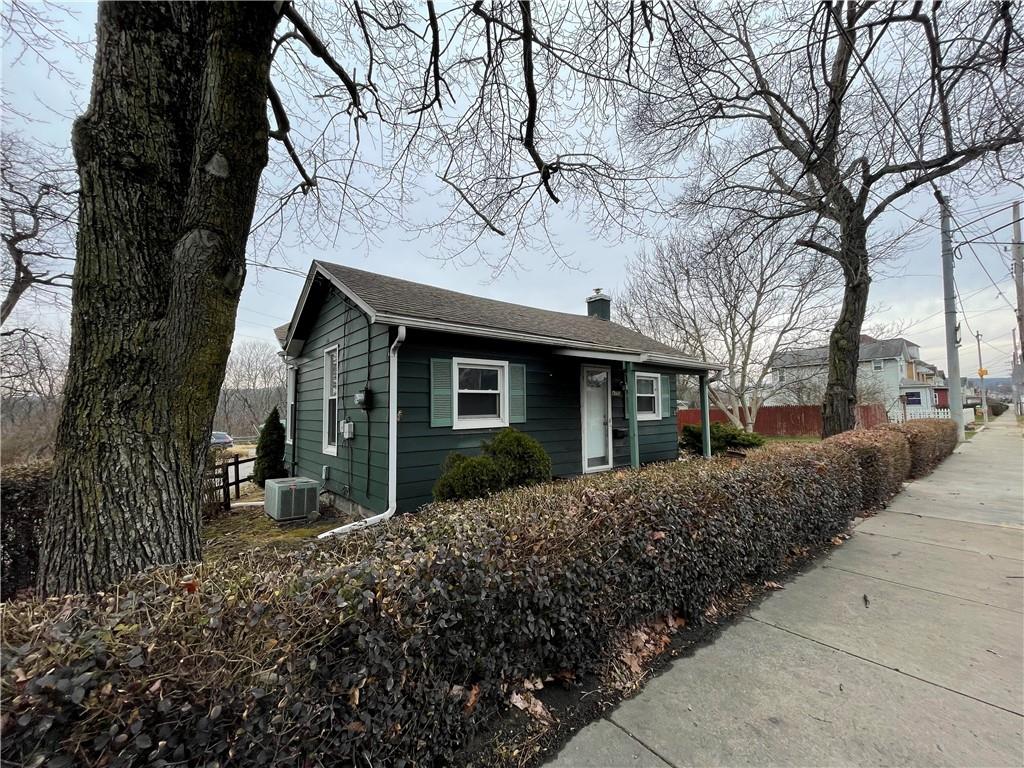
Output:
top-left (625, 362), bottom-right (640, 468)
top-left (698, 373), bottom-right (712, 459)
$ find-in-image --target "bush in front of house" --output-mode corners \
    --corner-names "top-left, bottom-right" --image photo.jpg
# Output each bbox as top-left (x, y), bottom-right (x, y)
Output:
top-left (680, 421), bottom-right (766, 455)
top-left (433, 428), bottom-right (552, 501)
top-left (482, 427), bottom-right (552, 487)
top-left (879, 419), bottom-right (958, 478)
top-left (251, 406), bottom-right (287, 488)
top-left (824, 428), bottom-right (910, 512)
top-left (0, 461), bottom-right (51, 600)
top-left (2, 440), bottom-right (864, 767)
top-left (432, 454), bottom-right (506, 501)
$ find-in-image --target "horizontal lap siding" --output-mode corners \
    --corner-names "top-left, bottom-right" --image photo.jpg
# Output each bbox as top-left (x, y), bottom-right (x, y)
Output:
top-left (636, 366), bottom-right (679, 464)
top-left (397, 332), bottom-right (584, 511)
top-left (291, 290), bottom-right (390, 513)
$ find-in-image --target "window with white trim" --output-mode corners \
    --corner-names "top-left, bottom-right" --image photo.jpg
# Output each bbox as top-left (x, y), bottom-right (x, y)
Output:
top-left (904, 391), bottom-right (922, 406)
top-left (453, 358), bottom-right (508, 430)
top-left (635, 373), bottom-right (661, 420)
top-left (285, 366), bottom-right (296, 444)
top-left (323, 346), bottom-right (339, 454)
top-left (872, 359), bottom-right (884, 371)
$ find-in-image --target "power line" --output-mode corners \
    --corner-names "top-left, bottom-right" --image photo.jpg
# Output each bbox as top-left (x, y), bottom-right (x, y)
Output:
top-left (949, 209), bottom-right (1017, 313)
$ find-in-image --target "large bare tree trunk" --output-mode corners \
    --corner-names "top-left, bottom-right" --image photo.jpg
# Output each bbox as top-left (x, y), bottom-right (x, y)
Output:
top-left (821, 222), bottom-right (870, 437)
top-left (37, 2), bottom-right (279, 595)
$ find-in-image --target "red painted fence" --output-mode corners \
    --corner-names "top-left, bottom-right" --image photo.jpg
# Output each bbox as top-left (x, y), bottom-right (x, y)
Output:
top-left (677, 403), bottom-right (888, 437)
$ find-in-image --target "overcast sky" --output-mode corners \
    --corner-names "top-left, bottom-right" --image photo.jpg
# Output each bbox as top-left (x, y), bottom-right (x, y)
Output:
top-left (4, 3), bottom-right (1020, 377)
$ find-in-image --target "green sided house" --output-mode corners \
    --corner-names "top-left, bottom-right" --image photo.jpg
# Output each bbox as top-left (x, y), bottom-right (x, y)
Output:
top-left (275, 261), bottom-right (720, 535)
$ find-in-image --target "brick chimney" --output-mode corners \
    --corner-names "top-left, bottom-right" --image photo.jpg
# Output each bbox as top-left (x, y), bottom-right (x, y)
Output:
top-left (586, 288), bottom-right (611, 320)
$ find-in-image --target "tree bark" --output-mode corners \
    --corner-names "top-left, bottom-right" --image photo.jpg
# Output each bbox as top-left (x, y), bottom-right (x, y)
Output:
top-left (37, 2), bottom-right (279, 595)
top-left (821, 221), bottom-right (871, 438)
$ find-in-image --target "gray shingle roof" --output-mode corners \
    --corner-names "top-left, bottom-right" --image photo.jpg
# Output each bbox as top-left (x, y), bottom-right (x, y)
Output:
top-left (773, 337), bottom-right (913, 368)
top-left (273, 323), bottom-right (289, 345)
top-left (310, 261), bottom-right (712, 368)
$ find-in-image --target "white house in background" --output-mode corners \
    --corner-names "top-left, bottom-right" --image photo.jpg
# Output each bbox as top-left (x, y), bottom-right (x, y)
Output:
top-left (768, 335), bottom-right (949, 420)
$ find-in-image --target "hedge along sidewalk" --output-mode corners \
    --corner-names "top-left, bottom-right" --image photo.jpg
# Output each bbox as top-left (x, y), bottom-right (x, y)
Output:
top-left (1, 422), bottom-right (957, 768)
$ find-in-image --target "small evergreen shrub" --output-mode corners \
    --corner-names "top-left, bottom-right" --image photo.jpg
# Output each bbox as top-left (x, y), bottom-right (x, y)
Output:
top-left (0, 461), bottom-right (51, 600)
top-left (252, 406), bottom-right (287, 488)
top-left (433, 429), bottom-right (552, 501)
top-left (432, 454), bottom-right (505, 501)
top-left (482, 427), bottom-right (552, 487)
top-left (680, 421), bottom-right (766, 454)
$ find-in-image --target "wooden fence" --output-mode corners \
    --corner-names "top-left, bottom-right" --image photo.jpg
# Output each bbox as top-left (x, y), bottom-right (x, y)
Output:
top-left (676, 403), bottom-right (888, 437)
top-left (205, 455), bottom-right (256, 512)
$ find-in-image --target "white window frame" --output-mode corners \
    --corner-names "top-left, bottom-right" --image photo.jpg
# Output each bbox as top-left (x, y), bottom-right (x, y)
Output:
top-left (872, 359), bottom-right (884, 372)
top-left (285, 366), bottom-right (296, 444)
top-left (322, 345), bottom-right (339, 455)
top-left (905, 390), bottom-right (922, 406)
top-left (452, 357), bottom-right (509, 430)
top-left (635, 372), bottom-right (662, 421)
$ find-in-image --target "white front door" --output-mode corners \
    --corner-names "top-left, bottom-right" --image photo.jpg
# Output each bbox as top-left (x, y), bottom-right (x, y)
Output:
top-left (581, 366), bottom-right (612, 472)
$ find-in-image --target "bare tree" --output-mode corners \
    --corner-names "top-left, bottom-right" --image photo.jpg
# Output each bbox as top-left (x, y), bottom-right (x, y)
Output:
top-left (619, 218), bottom-right (838, 431)
top-left (0, 327), bottom-right (68, 461)
top-left (634, 1), bottom-right (1024, 436)
top-left (1, 134), bottom-right (76, 324)
top-left (34, 2), bottom-right (666, 593)
top-left (216, 340), bottom-right (287, 435)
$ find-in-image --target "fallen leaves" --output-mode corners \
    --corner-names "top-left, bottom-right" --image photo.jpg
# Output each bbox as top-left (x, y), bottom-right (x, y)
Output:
top-left (509, 690), bottom-right (554, 725)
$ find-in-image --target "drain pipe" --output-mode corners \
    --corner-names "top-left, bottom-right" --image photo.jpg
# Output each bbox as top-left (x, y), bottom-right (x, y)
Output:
top-left (318, 325), bottom-right (406, 539)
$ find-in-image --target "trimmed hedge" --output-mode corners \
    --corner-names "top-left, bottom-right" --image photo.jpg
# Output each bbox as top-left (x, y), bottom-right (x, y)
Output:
top-left (823, 428), bottom-right (910, 512)
top-left (1, 423), bottom-right (957, 767)
top-left (0, 460), bottom-right (51, 600)
top-left (879, 419), bottom-right (958, 478)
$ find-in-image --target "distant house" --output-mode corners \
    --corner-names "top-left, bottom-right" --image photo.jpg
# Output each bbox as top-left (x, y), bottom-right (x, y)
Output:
top-left (275, 261), bottom-right (720, 525)
top-left (769, 335), bottom-right (948, 420)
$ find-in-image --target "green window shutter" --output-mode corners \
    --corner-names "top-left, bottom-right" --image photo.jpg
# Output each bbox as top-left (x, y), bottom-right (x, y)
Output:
top-left (660, 374), bottom-right (671, 419)
top-left (509, 363), bottom-right (527, 423)
top-left (430, 358), bottom-right (453, 427)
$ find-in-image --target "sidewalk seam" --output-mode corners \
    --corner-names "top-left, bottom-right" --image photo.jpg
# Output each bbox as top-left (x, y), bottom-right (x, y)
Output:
top-left (602, 715), bottom-right (681, 768)
top-left (859, 530), bottom-right (1024, 561)
top-left (821, 564), bottom-right (1024, 614)
top-left (746, 616), bottom-right (1024, 719)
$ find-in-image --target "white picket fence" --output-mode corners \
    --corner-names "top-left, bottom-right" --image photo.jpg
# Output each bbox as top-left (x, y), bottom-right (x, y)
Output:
top-left (889, 406), bottom-right (975, 424)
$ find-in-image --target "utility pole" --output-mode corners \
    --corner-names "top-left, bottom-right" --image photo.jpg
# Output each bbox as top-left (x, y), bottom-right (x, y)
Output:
top-left (1013, 202), bottom-right (1024, 417)
top-left (1013, 201), bottom-right (1023, 357)
top-left (1012, 328), bottom-right (1021, 418)
top-left (975, 331), bottom-right (989, 424)
top-left (936, 189), bottom-right (965, 442)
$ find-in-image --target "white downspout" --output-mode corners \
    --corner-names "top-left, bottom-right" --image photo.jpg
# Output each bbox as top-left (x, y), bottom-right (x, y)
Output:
top-left (318, 325), bottom-right (406, 539)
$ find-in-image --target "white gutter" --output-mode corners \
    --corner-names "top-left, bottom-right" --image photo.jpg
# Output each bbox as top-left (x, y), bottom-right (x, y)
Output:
top-left (318, 325), bottom-right (406, 539)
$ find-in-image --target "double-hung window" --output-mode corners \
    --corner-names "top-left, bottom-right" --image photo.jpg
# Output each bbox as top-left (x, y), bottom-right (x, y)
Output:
top-left (635, 373), bottom-right (661, 420)
top-left (872, 359), bottom-right (884, 372)
top-left (285, 366), bottom-right (296, 444)
top-left (453, 358), bottom-right (508, 429)
top-left (904, 391), bottom-right (922, 406)
top-left (323, 346), bottom-right (339, 454)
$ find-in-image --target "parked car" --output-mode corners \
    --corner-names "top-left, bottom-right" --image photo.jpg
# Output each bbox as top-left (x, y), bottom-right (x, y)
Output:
top-left (210, 431), bottom-right (234, 449)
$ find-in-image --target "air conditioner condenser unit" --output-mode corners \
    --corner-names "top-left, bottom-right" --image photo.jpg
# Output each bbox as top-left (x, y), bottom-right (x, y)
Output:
top-left (265, 477), bottom-right (319, 522)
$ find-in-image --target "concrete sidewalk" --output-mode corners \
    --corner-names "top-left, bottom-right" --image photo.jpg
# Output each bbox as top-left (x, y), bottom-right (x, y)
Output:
top-left (550, 416), bottom-right (1024, 768)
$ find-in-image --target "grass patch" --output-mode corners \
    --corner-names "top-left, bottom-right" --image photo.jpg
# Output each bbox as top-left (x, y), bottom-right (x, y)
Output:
top-left (202, 505), bottom-right (352, 562)
top-left (763, 435), bottom-right (821, 443)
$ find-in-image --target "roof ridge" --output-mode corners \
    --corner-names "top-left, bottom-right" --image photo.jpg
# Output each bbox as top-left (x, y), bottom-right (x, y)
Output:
top-left (316, 259), bottom-right (638, 330)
